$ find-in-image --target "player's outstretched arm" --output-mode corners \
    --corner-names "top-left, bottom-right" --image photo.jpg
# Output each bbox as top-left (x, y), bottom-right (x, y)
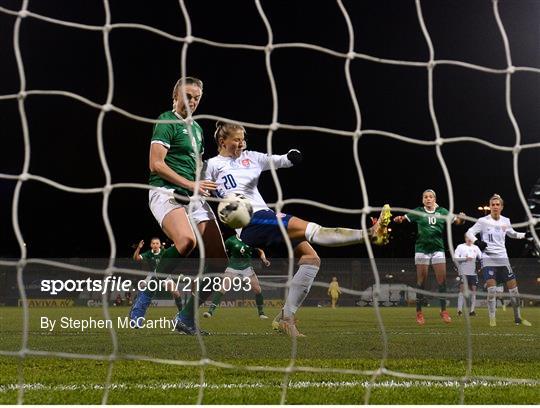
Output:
top-left (505, 226), bottom-right (526, 240)
top-left (287, 149), bottom-right (302, 165)
top-left (133, 240), bottom-right (144, 261)
top-left (393, 215), bottom-right (408, 224)
top-left (454, 212), bottom-right (466, 225)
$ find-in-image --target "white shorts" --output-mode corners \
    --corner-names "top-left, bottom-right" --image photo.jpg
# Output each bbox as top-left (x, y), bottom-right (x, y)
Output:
top-left (415, 251), bottom-right (446, 265)
top-left (225, 266), bottom-right (255, 278)
top-left (149, 188), bottom-right (215, 227)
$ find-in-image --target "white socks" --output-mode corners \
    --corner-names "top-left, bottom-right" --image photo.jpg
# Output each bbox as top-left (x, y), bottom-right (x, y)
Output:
top-left (457, 291), bottom-right (476, 313)
top-left (305, 222), bottom-right (367, 247)
top-left (457, 292), bottom-right (464, 312)
top-left (509, 286), bottom-right (522, 320)
top-left (487, 286), bottom-right (497, 318)
top-left (283, 264), bottom-right (320, 318)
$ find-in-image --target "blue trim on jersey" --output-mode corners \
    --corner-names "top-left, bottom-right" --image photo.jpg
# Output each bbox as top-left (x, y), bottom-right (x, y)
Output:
top-left (482, 266), bottom-right (515, 284)
top-left (240, 209), bottom-right (294, 249)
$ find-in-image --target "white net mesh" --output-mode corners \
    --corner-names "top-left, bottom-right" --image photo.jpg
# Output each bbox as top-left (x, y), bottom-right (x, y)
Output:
top-left (0, 0), bottom-right (539, 404)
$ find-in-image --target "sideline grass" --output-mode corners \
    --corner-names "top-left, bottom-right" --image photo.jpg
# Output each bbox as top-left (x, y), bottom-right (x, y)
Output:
top-left (0, 306), bottom-right (538, 404)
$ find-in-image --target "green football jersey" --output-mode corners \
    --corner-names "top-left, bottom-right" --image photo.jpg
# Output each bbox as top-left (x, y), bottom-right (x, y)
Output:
top-left (406, 206), bottom-right (450, 253)
top-left (148, 111), bottom-right (204, 196)
top-left (225, 236), bottom-right (255, 271)
top-left (140, 249), bottom-right (163, 271)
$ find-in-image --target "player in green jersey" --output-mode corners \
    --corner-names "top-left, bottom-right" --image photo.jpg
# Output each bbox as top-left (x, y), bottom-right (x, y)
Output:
top-left (132, 238), bottom-right (163, 271)
top-left (146, 77), bottom-right (227, 335)
top-left (203, 235), bottom-right (270, 319)
top-left (129, 238), bottom-right (184, 326)
top-left (393, 189), bottom-right (465, 325)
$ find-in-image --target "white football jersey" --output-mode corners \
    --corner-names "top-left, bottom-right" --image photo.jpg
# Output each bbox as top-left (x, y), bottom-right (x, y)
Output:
top-left (465, 215), bottom-right (525, 267)
top-left (203, 150), bottom-right (293, 213)
top-left (454, 243), bottom-right (482, 276)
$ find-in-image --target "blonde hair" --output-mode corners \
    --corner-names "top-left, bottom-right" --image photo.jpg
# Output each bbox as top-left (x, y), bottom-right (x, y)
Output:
top-left (423, 189), bottom-right (436, 198)
top-left (489, 194), bottom-right (504, 205)
top-left (214, 121), bottom-right (246, 147)
top-left (172, 76), bottom-right (203, 100)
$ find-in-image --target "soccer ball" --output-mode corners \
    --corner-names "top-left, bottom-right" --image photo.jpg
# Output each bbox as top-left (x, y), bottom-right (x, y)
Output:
top-left (217, 193), bottom-right (253, 228)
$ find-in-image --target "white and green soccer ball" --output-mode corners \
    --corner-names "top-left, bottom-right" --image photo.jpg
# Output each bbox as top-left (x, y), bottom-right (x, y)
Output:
top-left (217, 193), bottom-right (253, 228)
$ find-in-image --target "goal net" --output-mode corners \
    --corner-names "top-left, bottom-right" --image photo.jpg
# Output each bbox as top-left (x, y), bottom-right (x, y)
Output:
top-left (0, 0), bottom-right (539, 405)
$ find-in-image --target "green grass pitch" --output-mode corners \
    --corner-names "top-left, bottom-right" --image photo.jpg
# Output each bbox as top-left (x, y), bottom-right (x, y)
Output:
top-left (0, 306), bottom-right (538, 404)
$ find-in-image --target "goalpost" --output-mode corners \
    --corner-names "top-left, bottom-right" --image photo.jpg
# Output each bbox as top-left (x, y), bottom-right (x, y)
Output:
top-left (0, 0), bottom-right (539, 405)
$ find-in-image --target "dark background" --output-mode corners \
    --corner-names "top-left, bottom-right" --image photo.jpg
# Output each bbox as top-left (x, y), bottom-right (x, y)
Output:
top-left (0, 0), bottom-right (539, 259)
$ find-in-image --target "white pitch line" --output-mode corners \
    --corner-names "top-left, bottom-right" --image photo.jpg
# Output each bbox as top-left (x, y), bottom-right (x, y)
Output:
top-left (386, 332), bottom-right (538, 337)
top-left (29, 330), bottom-right (539, 338)
top-left (213, 331), bottom-right (538, 337)
top-left (0, 379), bottom-right (537, 393)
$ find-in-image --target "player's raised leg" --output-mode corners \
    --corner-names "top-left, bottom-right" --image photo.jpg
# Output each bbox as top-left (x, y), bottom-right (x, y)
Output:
top-left (372, 204), bottom-right (392, 245)
top-left (298, 211), bottom-right (391, 247)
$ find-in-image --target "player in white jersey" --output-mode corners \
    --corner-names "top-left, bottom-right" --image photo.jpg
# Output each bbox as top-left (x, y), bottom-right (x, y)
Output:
top-left (465, 194), bottom-right (531, 327)
top-left (204, 122), bottom-right (391, 337)
top-left (454, 235), bottom-right (482, 317)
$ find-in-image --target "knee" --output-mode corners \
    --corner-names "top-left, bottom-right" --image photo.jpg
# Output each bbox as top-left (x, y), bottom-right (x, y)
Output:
top-left (299, 254), bottom-right (321, 268)
top-left (174, 236), bottom-right (196, 254)
top-left (435, 273), bottom-right (447, 285)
